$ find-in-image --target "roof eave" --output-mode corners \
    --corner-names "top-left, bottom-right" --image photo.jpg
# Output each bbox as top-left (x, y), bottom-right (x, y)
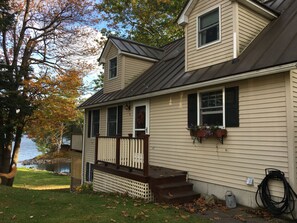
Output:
top-left (177, 0), bottom-right (198, 26)
top-left (237, 0), bottom-right (279, 19)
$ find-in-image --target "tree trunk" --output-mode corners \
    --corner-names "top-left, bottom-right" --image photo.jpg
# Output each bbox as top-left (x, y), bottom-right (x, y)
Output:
top-left (6, 125), bottom-right (23, 186)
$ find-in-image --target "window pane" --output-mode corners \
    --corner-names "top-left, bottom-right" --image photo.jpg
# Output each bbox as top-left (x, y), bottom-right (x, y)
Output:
top-left (108, 107), bottom-right (117, 136)
top-left (135, 106), bottom-right (146, 129)
top-left (199, 25), bottom-right (219, 46)
top-left (92, 110), bottom-right (100, 137)
top-left (200, 9), bottom-right (219, 29)
top-left (201, 113), bottom-right (223, 126)
top-left (109, 58), bottom-right (117, 78)
top-left (198, 8), bottom-right (219, 46)
top-left (200, 90), bottom-right (223, 126)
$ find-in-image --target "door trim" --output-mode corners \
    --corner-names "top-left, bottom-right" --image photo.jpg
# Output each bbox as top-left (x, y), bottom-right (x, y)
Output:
top-left (133, 101), bottom-right (150, 137)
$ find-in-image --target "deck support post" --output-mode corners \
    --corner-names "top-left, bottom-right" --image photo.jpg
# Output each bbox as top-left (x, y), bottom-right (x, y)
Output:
top-left (95, 134), bottom-right (100, 164)
top-left (143, 134), bottom-right (149, 177)
top-left (116, 135), bottom-right (121, 169)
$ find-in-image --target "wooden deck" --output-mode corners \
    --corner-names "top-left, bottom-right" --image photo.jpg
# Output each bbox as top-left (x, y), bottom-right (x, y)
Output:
top-left (95, 163), bottom-right (199, 203)
top-left (94, 163), bottom-right (187, 183)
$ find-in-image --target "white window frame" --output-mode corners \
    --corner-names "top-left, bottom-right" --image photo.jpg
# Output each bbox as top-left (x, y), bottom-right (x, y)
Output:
top-left (197, 87), bottom-right (225, 127)
top-left (196, 5), bottom-right (221, 49)
top-left (108, 56), bottom-right (118, 80)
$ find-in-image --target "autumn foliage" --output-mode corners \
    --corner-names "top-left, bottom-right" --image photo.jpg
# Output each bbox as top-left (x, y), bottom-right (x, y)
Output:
top-left (0, 0), bottom-right (98, 185)
top-left (25, 70), bottom-right (83, 152)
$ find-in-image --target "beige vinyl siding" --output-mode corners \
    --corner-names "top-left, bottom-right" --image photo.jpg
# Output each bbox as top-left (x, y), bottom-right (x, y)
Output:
top-left (238, 4), bottom-right (270, 53)
top-left (187, 0), bottom-right (233, 71)
top-left (124, 55), bottom-right (154, 87)
top-left (103, 44), bottom-right (122, 94)
top-left (122, 107), bottom-right (133, 136)
top-left (149, 73), bottom-right (289, 195)
top-left (290, 70), bottom-right (297, 188)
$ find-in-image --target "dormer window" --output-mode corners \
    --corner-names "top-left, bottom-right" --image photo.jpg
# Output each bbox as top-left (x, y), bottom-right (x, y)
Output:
top-left (109, 57), bottom-right (117, 79)
top-left (197, 7), bottom-right (220, 48)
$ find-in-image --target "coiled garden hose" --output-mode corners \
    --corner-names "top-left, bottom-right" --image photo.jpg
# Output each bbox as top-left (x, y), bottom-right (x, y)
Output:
top-left (256, 168), bottom-right (297, 220)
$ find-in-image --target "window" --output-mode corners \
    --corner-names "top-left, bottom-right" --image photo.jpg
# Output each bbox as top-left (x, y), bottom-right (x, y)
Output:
top-left (107, 106), bottom-right (123, 136)
top-left (86, 162), bottom-right (94, 182)
top-left (200, 90), bottom-right (223, 126)
top-left (88, 110), bottom-right (100, 138)
top-left (198, 7), bottom-right (220, 47)
top-left (187, 87), bottom-right (239, 128)
top-left (109, 57), bottom-right (117, 79)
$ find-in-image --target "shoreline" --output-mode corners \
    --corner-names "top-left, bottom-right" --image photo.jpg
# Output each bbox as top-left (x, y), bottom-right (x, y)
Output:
top-left (21, 157), bottom-right (71, 166)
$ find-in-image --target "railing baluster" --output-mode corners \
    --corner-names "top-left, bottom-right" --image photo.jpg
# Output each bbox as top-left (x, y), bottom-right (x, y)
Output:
top-left (96, 135), bottom-right (149, 175)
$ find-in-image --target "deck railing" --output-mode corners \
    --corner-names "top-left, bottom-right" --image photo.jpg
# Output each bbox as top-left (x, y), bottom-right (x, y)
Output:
top-left (95, 134), bottom-right (149, 176)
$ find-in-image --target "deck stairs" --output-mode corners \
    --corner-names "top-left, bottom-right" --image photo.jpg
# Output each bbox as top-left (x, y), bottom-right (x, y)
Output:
top-left (149, 167), bottom-right (199, 204)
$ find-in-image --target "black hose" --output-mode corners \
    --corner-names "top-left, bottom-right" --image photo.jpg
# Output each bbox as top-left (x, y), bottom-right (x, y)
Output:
top-left (256, 168), bottom-right (297, 220)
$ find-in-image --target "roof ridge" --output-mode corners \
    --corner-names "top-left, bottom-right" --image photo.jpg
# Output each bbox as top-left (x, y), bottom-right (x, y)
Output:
top-left (108, 35), bottom-right (164, 52)
top-left (161, 37), bottom-right (185, 49)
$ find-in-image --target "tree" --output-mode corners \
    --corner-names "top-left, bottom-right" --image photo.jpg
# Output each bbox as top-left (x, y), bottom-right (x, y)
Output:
top-left (25, 70), bottom-right (83, 154)
top-left (0, 0), bottom-right (98, 186)
top-left (96, 0), bottom-right (186, 47)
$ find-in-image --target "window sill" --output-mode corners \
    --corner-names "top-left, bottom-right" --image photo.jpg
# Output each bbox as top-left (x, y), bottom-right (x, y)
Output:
top-left (197, 39), bottom-right (221, 50)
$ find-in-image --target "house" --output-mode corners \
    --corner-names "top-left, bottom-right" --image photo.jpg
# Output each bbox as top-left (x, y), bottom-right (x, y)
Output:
top-left (79, 0), bottom-right (297, 211)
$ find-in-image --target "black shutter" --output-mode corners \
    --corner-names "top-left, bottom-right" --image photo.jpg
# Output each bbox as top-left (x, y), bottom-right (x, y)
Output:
top-left (117, 105), bottom-right (123, 136)
top-left (86, 162), bottom-right (90, 181)
top-left (225, 87), bottom-right (239, 127)
top-left (188, 93), bottom-right (197, 127)
top-left (87, 111), bottom-right (91, 138)
top-left (90, 164), bottom-right (94, 182)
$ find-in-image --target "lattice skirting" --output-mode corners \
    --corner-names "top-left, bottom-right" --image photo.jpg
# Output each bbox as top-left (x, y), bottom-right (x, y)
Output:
top-left (93, 170), bottom-right (153, 201)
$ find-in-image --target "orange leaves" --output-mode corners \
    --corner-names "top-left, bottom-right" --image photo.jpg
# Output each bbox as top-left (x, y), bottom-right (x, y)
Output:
top-left (25, 69), bottom-right (83, 151)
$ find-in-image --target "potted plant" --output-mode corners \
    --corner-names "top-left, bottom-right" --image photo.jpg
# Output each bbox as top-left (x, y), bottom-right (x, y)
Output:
top-left (196, 126), bottom-right (210, 138)
top-left (210, 126), bottom-right (227, 144)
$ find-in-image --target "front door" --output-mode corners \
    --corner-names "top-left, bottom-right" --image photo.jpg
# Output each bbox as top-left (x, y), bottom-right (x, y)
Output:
top-left (133, 102), bottom-right (149, 137)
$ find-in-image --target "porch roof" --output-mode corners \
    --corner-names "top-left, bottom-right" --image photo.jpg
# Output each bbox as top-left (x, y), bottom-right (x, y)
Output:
top-left (79, 0), bottom-right (297, 109)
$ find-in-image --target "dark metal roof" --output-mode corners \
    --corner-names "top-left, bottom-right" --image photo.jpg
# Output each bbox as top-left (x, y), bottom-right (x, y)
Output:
top-left (109, 36), bottom-right (164, 60)
top-left (262, 0), bottom-right (289, 12)
top-left (80, 0), bottom-right (297, 109)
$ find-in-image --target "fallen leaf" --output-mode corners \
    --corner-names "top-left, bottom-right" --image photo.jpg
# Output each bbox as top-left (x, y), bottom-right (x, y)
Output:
top-left (110, 219), bottom-right (116, 222)
top-left (121, 211), bottom-right (129, 217)
top-left (180, 214), bottom-right (189, 220)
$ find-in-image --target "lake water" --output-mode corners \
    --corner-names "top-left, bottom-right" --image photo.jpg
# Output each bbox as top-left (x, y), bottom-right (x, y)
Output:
top-left (18, 136), bottom-right (70, 173)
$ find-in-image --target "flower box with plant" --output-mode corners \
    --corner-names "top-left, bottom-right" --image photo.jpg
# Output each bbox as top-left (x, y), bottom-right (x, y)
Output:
top-left (210, 126), bottom-right (227, 144)
top-left (187, 125), bottom-right (228, 144)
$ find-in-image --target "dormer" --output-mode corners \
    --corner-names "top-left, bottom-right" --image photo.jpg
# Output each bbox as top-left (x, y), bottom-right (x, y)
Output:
top-left (178, 0), bottom-right (278, 72)
top-left (99, 36), bottom-right (164, 94)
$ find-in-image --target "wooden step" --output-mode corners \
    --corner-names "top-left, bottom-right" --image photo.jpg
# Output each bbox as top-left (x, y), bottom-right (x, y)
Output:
top-left (156, 182), bottom-right (193, 195)
top-left (150, 173), bottom-right (187, 186)
top-left (159, 190), bottom-right (200, 204)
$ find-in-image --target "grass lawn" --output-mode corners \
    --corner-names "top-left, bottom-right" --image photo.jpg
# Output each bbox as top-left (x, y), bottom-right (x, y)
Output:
top-left (0, 168), bottom-right (210, 223)
top-left (13, 168), bottom-right (70, 190)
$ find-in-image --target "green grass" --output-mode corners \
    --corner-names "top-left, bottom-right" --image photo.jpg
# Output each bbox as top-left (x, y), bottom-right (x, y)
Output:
top-left (0, 168), bottom-right (210, 223)
top-left (13, 168), bottom-right (70, 190)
